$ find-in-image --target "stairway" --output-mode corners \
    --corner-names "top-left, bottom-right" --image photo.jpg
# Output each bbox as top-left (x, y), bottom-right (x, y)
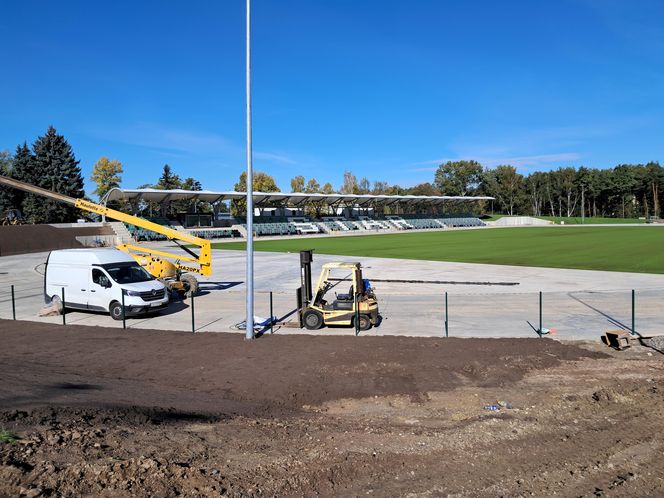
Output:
top-left (108, 222), bottom-right (133, 244)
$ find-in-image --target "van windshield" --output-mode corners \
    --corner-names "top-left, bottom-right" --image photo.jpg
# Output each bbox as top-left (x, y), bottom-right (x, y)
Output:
top-left (102, 262), bottom-right (153, 284)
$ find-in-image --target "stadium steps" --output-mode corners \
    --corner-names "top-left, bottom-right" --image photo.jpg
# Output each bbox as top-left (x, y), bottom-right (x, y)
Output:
top-left (108, 222), bottom-right (133, 244)
top-left (232, 224), bottom-right (248, 238)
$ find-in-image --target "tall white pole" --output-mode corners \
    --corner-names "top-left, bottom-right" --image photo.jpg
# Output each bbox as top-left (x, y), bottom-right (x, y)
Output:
top-left (245, 0), bottom-right (255, 339)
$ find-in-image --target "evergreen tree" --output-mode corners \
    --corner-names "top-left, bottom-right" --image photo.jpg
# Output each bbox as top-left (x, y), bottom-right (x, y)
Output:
top-left (156, 164), bottom-right (182, 190)
top-left (23, 126), bottom-right (84, 223)
top-left (11, 142), bottom-right (37, 219)
top-left (180, 177), bottom-right (207, 213)
top-left (0, 150), bottom-right (16, 212)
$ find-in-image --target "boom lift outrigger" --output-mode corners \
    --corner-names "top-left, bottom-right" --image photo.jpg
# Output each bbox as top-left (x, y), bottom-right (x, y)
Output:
top-left (0, 175), bottom-right (211, 294)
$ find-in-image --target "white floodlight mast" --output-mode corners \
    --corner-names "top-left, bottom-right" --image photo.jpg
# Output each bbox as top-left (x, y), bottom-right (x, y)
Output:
top-left (245, 0), bottom-right (255, 339)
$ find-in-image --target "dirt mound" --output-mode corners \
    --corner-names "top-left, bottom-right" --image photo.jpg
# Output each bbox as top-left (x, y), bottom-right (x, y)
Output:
top-left (6, 319), bottom-right (664, 497)
top-left (0, 224), bottom-right (114, 256)
top-left (0, 319), bottom-right (604, 415)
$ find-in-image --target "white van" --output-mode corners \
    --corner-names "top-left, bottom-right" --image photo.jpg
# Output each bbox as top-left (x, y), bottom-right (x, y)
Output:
top-left (44, 248), bottom-right (169, 320)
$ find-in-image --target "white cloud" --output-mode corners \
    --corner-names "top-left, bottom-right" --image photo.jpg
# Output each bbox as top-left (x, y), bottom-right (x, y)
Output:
top-left (408, 152), bottom-right (581, 172)
top-left (254, 151), bottom-right (297, 165)
top-left (83, 122), bottom-right (298, 165)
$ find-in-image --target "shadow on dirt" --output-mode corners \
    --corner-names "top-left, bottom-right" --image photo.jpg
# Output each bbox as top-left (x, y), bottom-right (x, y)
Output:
top-left (50, 382), bottom-right (103, 391)
top-left (120, 406), bottom-right (224, 425)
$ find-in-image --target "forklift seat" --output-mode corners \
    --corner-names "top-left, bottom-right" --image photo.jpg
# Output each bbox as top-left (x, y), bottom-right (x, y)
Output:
top-left (336, 286), bottom-right (354, 302)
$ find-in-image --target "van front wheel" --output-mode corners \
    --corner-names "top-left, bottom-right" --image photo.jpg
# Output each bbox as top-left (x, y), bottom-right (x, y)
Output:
top-left (109, 302), bottom-right (125, 321)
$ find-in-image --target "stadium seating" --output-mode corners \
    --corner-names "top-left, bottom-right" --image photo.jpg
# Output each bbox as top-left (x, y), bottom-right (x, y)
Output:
top-left (187, 228), bottom-right (240, 239)
top-left (124, 213), bottom-right (485, 241)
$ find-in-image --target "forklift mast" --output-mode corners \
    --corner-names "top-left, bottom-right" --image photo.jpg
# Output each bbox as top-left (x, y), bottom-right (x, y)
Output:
top-left (300, 249), bottom-right (314, 306)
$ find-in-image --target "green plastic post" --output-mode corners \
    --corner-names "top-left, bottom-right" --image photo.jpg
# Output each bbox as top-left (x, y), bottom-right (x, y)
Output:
top-left (631, 289), bottom-right (635, 335)
top-left (270, 291), bottom-right (274, 334)
top-left (538, 291), bottom-right (542, 338)
top-left (354, 292), bottom-right (360, 336)
top-left (11, 285), bottom-right (16, 320)
top-left (191, 290), bottom-right (195, 333)
top-left (121, 291), bottom-right (126, 330)
top-left (445, 291), bottom-right (448, 338)
top-left (61, 287), bottom-right (66, 325)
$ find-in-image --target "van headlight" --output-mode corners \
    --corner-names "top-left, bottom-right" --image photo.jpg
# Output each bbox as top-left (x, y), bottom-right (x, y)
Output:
top-left (125, 290), bottom-right (141, 296)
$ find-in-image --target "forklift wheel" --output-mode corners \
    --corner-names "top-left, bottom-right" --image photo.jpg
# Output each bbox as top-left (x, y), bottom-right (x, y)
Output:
top-left (303, 309), bottom-right (324, 330)
top-left (357, 314), bottom-right (372, 331)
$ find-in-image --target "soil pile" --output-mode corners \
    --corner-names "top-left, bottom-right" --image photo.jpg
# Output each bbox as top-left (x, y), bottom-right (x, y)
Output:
top-left (0, 225), bottom-right (114, 256)
top-left (2, 320), bottom-right (663, 497)
top-left (0, 320), bottom-right (601, 414)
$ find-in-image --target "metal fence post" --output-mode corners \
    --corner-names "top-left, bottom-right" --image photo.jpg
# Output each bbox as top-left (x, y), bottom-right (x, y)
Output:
top-left (538, 291), bottom-right (542, 338)
top-left (631, 289), bottom-right (635, 335)
top-left (11, 285), bottom-right (16, 320)
top-left (191, 290), bottom-right (195, 333)
top-left (269, 291), bottom-right (274, 334)
top-left (61, 287), bottom-right (66, 325)
top-left (354, 292), bottom-right (359, 336)
top-left (444, 291), bottom-right (448, 338)
top-left (121, 291), bottom-right (126, 330)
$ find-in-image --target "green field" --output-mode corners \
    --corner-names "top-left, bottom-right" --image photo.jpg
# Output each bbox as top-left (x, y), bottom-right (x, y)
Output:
top-left (216, 226), bottom-right (664, 274)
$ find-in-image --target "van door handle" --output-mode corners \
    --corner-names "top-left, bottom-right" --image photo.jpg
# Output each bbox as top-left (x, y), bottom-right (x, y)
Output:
top-left (91, 290), bottom-right (96, 293)
top-left (81, 289), bottom-right (86, 291)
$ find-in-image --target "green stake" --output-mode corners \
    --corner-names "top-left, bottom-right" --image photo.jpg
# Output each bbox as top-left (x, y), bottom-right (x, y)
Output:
top-left (191, 290), bottom-right (196, 333)
top-left (11, 285), bottom-right (16, 320)
top-left (61, 287), bottom-right (66, 325)
top-left (445, 291), bottom-right (448, 338)
top-left (538, 291), bottom-right (542, 338)
top-left (121, 291), bottom-right (126, 330)
top-left (631, 289), bottom-right (635, 335)
top-left (354, 292), bottom-right (360, 336)
top-left (270, 291), bottom-right (274, 334)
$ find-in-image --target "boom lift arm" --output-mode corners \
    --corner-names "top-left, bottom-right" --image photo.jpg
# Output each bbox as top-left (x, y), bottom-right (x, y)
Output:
top-left (0, 175), bottom-right (212, 292)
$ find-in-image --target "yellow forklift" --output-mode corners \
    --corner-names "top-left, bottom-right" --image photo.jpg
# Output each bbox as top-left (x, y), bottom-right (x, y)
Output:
top-left (299, 250), bottom-right (381, 331)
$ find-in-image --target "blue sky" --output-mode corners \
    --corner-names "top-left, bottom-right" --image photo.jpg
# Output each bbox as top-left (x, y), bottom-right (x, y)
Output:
top-left (1, 0), bottom-right (663, 197)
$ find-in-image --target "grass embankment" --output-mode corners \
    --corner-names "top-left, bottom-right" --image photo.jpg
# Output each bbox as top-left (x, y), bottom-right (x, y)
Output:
top-left (485, 215), bottom-right (643, 224)
top-left (215, 226), bottom-right (664, 274)
top-left (537, 216), bottom-right (644, 224)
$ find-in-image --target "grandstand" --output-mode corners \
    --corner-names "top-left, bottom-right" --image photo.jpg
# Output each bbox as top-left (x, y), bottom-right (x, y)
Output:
top-left (104, 188), bottom-right (491, 242)
top-left (120, 214), bottom-right (486, 242)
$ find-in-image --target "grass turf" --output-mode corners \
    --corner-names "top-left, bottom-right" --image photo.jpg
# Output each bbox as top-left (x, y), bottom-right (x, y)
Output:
top-left (215, 226), bottom-right (664, 274)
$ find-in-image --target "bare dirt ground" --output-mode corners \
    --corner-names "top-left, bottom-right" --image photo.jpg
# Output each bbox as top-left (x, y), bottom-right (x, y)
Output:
top-left (1, 319), bottom-right (663, 497)
top-left (0, 225), bottom-right (115, 256)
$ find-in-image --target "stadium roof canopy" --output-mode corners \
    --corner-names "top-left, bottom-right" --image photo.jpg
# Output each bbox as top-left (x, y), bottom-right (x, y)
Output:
top-left (105, 188), bottom-right (493, 207)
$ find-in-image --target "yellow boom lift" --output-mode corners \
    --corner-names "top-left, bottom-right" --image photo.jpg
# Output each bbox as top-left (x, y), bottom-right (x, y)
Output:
top-left (0, 175), bottom-right (211, 294)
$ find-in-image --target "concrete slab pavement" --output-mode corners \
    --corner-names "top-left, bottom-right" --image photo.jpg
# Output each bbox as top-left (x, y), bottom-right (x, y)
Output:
top-left (1, 248), bottom-right (663, 341)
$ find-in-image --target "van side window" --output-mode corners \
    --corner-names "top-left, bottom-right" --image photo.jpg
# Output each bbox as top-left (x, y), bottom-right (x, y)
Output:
top-left (92, 269), bottom-right (109, 287)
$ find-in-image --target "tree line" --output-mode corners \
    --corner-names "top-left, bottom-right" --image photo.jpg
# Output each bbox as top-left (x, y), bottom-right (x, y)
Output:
top-left (0, 126), bottom-right (209, 223)
top-left (2, 126), bottom-right (662, 222)
top-left (0, 126), bottom-right (84, 223)
top-left (432, 160), bottom-right (664, 219)
top-left (281, 161), bottom-right (664, 219)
